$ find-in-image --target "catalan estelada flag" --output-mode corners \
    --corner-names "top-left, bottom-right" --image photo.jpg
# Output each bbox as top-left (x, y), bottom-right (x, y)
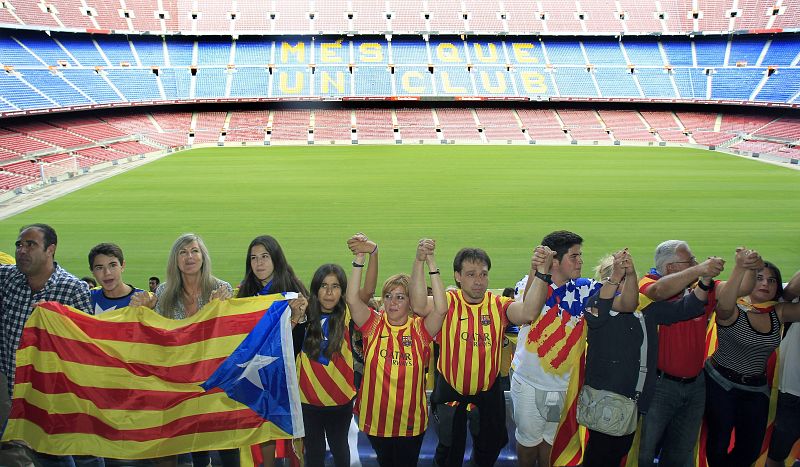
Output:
top-left (1, 295), bottom-right (303, 460)
top-left (550, 325), bottom-right (588, 467)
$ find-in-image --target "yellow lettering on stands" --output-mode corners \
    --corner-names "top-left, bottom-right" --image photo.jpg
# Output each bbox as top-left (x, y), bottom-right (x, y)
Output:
top-left (512, 43), bottom-right (539, 64)
top-left (359, 43), bottom-right (383, 62)
top-left (281, 42), bottom-right (305, 63)
top-left (473, 43), bottom-right (499, 63)
top-left (320, 40), bottom-right (343, 63)
top-left (401, 71), bottom-right (425, 93)
top-left (437, 43), bottom-right (462, 63)
top-left (479, 70), bottom-right (507, 93)
top-left (279, 71), bottom-right (304, 93)
top-left (441, 72), bottom-right (467, 93)
top-left (320, 71), bottom-right (346, 93)
top-left (520, 71), bottom-right (547, 94)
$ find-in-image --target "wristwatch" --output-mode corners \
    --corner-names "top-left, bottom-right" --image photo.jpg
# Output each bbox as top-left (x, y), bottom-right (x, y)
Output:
top-left (534, 271), bottom-right (553, 284)
top-left (696, 278), bottom-right (715, 292)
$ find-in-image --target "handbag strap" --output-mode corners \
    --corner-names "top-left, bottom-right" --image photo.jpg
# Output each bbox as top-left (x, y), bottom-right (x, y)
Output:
top-left (634, 311), bottom-right (647, 402)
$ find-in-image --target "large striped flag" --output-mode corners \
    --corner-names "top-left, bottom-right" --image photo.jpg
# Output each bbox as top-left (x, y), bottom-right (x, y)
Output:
top-left (1, 295), bottom-right (303, 460)
top-left (550, 326), bottom-right (588, 467)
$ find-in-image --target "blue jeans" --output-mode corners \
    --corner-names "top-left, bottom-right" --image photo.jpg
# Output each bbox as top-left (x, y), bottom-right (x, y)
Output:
top-left (35, 453), bottom-right (106, 467)
top-left (638, 371), bottom-right (705, 467)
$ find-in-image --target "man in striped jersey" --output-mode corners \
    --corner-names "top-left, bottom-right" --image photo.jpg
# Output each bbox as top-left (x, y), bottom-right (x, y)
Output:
top-left (411, 246), bottom-right (542, 467)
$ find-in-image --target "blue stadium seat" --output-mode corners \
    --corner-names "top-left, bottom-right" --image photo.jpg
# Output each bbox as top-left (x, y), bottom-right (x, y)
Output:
top-left (195, 67), bottom-right (229, 98)
top-left (711, 68), bottom-right (765, 100)
top-left (353, 66), bottom-right (393, 95)
top-left (728, 37), bottom-right (767, 66)
top-left (755, 68), bottom-right (800, 102)
top-left (553, 67), bottom-right (598, 97)
top-left (61, 69), bottom-right (122, 104)
top-left (0, 71), bottom-right (55, 109)
top-left (390, 39), bottom-right (429, 65)
top-left (132, 37), bottom-right (167, 67)
top-left (594, 68), bottom-right (641, 97)
top-left (166, 38), bottom-right (195, 67)
top-left (0, 35), bottom-right (45, 67)
top-left (229, 67), bottom-right (270, 97)
top-left (197, 40), bottom-right (231, 66)
top-left (15, 33), bottom-right (77, 67)
top-left (96, 36), bottom-right (138, 66)
top-left (760, 36), bottom-right (800, 66)
top-left (543, 38), bottom-right (586, 66)
top-left (584, 39), bottom-right (627, 65)
top-left (636, 68), bottom-right (677, 98)
top-left (662, 39), bottom-right (694, 66)
top-left (53, 34), bottom-right (107, 66)
top-left (17, 69), bottom-right (91, 107)
top-left (694, 38), bottom-right (727, 67)
top-left (234, 39), bottom-right (272, 65)
top-left (623, 39), bottom-right (665, 66)
top-left (107, 68), bottom-right (163, 101)
top-left (313, 66), bottom-right (352, 97)
top-left (394, 66), bottom-right (435, 95)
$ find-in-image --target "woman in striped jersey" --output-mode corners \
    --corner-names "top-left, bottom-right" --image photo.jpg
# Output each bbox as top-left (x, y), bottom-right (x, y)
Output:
top-left (704, 254), bottom-right (800, 467)
top-left (296, 234), bottom-right (378, 467)
top-left (346, 237), bottom-right (448, 467)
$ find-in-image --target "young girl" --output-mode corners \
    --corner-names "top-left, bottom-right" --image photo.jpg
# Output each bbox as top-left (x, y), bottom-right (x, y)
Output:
top-left (296, 234), bottom-right (378, 466)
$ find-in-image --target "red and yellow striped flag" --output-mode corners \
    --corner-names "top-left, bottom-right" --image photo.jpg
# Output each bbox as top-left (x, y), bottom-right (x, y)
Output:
top-left (550, 326), bottom-right (588, 467)
top-left (2, 296), bottom-right (298, 460)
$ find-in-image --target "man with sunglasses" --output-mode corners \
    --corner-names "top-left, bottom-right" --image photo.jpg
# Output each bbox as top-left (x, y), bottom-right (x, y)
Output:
top-left (636, 240), bottom-right (726, 467)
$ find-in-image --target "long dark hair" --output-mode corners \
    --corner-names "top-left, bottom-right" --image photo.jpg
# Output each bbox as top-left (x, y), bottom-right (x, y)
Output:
top-left (759, 261), bottom-right (784, 301)
top-left (237, 235), bottom-right (308, 298)
top-left (303, 264), bottom-right (348, 360)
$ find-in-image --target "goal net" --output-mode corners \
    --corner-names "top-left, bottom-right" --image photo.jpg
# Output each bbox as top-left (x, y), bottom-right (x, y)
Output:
top-left (39, 155), bottom-right (79, 183)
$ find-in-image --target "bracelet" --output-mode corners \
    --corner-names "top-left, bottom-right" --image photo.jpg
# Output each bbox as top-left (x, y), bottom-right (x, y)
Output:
top-left (429, 269), bottom-right (441, 275)
top-left (534, 271), bottom-right (552, 284)
top-left (352, 261), bottom-right (365, 268)
top-left (605, 277), bottom-right (622, 286)
top-left (696, 279), bottom-right (715, 291)
top-left (370, 244), bottom-right (378, 254)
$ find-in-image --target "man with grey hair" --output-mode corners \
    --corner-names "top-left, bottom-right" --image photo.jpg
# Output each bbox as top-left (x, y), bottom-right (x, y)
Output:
top-left (636, 239), bottom-right (725, 467)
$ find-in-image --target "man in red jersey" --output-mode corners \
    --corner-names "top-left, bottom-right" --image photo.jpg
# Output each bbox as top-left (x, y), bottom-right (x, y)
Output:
top-left (636, 239), bottom-right (727, 467)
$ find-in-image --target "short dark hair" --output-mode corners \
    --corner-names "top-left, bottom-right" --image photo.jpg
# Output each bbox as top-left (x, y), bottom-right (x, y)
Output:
top-left (20, 223), bottom-right (57, 250)
top-left (502, 287), bottom-right (515, 298)
top-left (541, 230), bottom-right (583, 261)
top-left (81, 276), bottom-right (97, 287)
top-left (149, 276), bottom-right (160, 284)
top-left (453, 247), bottom-right (492, 273)
top-left (88, 243), bottom-right (124, 269)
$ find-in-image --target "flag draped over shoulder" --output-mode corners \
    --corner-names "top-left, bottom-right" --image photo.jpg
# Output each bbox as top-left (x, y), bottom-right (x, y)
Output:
top-left (2, 295), bottom-right (303, 459)
top-left (550, 325), bottom-right (588, 467)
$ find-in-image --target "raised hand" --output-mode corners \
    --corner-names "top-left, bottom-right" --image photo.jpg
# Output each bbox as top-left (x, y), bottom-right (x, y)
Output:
top-left (347, 232), bottom-right (376, 255)
top-left (210, 284), bottom-right (232, 302)
top-left (130, 291), bottom-right (157, 309)
top-left (697, 257), bottom-right (725, 278)
top-left (532, 245), bottom-right (555, 273)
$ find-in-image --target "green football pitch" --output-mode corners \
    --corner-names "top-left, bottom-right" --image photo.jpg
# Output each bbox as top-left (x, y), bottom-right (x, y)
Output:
top-left (2, 145), bottom-right (798, 289)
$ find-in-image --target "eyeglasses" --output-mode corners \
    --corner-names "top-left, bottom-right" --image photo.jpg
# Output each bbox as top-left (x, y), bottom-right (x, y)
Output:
top-left (671, 256), bottom-right (697, 266)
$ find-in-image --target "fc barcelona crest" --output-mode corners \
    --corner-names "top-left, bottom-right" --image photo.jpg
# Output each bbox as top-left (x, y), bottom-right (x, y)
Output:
top-left (402, 335), bottom-right (412, 346)
top-left (480, 314), bottom-right (491, 325)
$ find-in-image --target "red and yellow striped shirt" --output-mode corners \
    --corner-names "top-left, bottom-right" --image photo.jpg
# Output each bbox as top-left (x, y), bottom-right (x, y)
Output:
top-left (356, 309), bottom-right (433, 437)
top-left (297, 308), bottom-right (356, 406)
top-left (437, 290), bottom-right (511, 395)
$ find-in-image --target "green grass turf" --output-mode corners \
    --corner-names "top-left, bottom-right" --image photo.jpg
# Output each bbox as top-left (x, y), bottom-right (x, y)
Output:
top-left (1, 145), bottom-right (798, 290)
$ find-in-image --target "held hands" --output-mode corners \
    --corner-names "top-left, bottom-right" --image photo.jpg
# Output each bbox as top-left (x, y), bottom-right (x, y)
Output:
top-left (697, 257), bottom-right (725, 278)
top-left (209, 285), bottom-right (232, 302)
top-left (532, 245), bottom-right (555, 273)
top-left (130, 291), bottom-right (157, 309)
top-left (735, 247), bottom-right (763, 270)
top-left (611, 248), bottom-right (633, 282)
top-left (347, 232), bottom-right (377, 256)
top-left (417, 238), bottom-right (436, 262)
top-left (288, 296), bottom-right (308, 324)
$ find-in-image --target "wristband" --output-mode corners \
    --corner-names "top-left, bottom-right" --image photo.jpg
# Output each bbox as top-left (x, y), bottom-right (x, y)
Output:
top-left (605, 277), bottom-right (622, 286)
top-left (352, 261), bottom-right (365, 268)
top-left (534, 271), bottom-right (552, 284)
top-left (370, 244), bottom-right (378, 254)
top-left (429, 269), bottom-right (440, 275)
top-left (696, 279), bottom-right (715, 291)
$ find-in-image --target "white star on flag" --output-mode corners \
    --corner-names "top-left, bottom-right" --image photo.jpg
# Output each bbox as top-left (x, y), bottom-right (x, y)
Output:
top-left (563, 288), bottom-right (577, 308)
top-left (236, 354), bottom-right (277, 390)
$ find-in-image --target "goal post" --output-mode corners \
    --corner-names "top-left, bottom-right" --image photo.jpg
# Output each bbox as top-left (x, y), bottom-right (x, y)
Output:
top-left (39, 155), bottom-right (79, 183)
